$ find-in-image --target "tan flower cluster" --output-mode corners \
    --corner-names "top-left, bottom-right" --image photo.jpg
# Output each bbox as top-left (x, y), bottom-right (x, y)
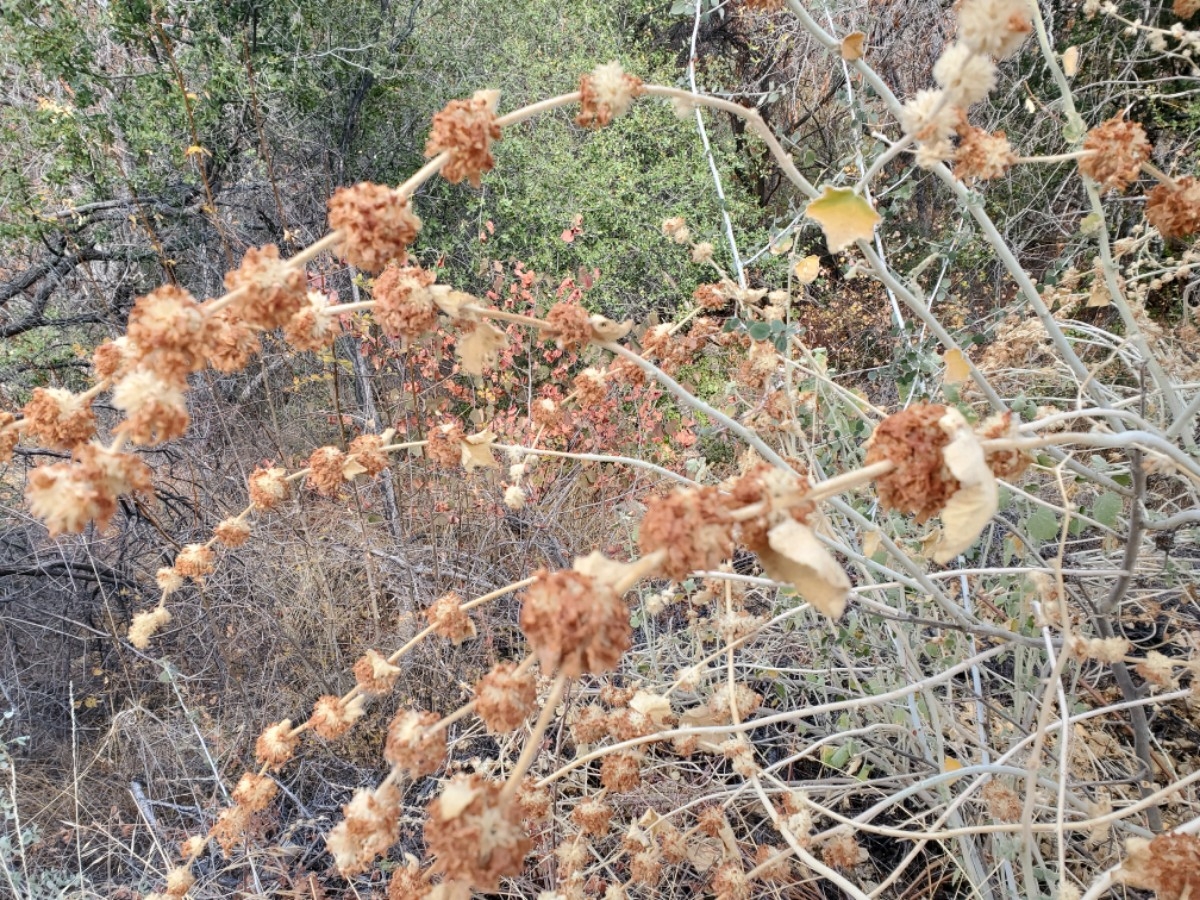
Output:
top-left (572, 797), bottom-right (613, 836)
top-left (609, 355), bottom-right (646, 386)
top-left (22, 388), bottom-right (96, 450)
top-left (306, 445), bottom-right (346, 495)
top-left (248, 465), bottom-right (289, 510)
top-left (900, 90), bottom-right (958, 168)
top-left (821, 831), bottom-right (868, 868)
top-left (955, 125), bottom-right (1016, 181)
top-left (158, 866), bottom-right (195, 899)
top-left (213, 517), bottom-right (251, 548)
top-left (1146, 176), bottom-right (1200, 240)
top-left (387, 857), bottom-right (430, 900)
top-left (208, 310), bottom-right (260, 373)
top-left (865, 403), bottom-right (959, 523)
top-left (520, 568), bottom-right (632, 677)
top-left (156, 566), bottom-right (184, 596)
top-left (424, 775), bottom-right (531, 890)
top-left (1118, 833), bottom-right (1200, 899)
top-left (209, 803), bottom-right (252, 855)
top-left (0, 413), bottom-right (17, 464)
top-left (326, 782), bottom-right (402, 876)
top-left (223, 244), bottom-right (306, 330)
top-left (328, 182), bottom-right (422, 273)
top-left (349, 433), bottom-right (389, 476)
top-left (710, 861), bottom-right (750, 900)
top-left (426, 591), bottom-right (478, 643)
top-left (126, 285), bottom-right (213, 380)
top-left (753, 844), bottom-right (793, 881)
top-left (128, 606), bottom-right (172, 649)
top-left (980, 779), bottom-right (1021, 821)
top-left (427, 421), bottom-right (466, 468)
top-left (517, 776), bottom-right (553, 824)
top-left (662, 217), bottom-right (691, 244)
top-left (25, 444), bottom-right (146, 536)
top-left (92, 339), bottom-right (128, 380)
top-left (600, 750), bottom-right (642, 792)
top-left (113, 369), bottom-right (190, 446)
top-left (255, 719), bottom-right (298, 769)
top-left (545, 302), bottom-right (594, 350)
top-left (977, 411), bottom-right (1032, 478)
top-left (284, 291), bottom-right (342, 351)
top-left (957, 0), bottom-right (1031, 59)
top-left (726, 463), bottom-right (812, 550)
top-left (426, 90), bottom-right (502, 187)
top-left (933, 43), bottom-right (996, 106)
top-left (385, 709), bottom-right (446, 776)
top-left (232, 772), bottom-right (278, 812)
top-left (571, 703), bottom-right (610, 744)
top-left (573, 368), bottom-right (608, 406)
top-left (353, 648), bottom-right (402, 695)
top-left (175, 543), bottom-right (215, 580)
top-left (577, 61), bottom-right (644, 128)
top-left (309, 694), bottom-right (366, 740)
top-left (474, 661), bottom-right (537, 732)
top-left (1080, 115), bottom-right (1151, 192)
top-left (531, 398), bottom-right (568, 431)
top-left (373, 264), bottom-right (438, 342)
top-left (694, 283), bottom-right (727, 311)
top-left (638, 486), bottom-right (735, 580)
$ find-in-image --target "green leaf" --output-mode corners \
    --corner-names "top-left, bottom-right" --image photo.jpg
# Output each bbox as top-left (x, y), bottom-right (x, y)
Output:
top-left (747, 321), bottom-right (772, 341)
top-left (1027, 507), bottom-right (1060, 542)
top-left (1092, 492), bottom-right (1122, 529)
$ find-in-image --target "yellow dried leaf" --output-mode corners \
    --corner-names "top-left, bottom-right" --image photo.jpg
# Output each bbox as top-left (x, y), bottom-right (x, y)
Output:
top-left (862, 530), bottom-right (882, 559)
top-left (686, 835), bottom-right (724, 872)
top-left (943, 348), bottom-right (971, 385)
top-left (341, 457), bottom-right (368, 480)
top-left (457, 322), bottom-right (508, 376)
top-left (841, 32), bottom-right (866, 61)
top-left (805, 186), bottom-right (881, 253)
top-left (769, 236), bottom-right (795, 256)
top-left (793, 254), bottom-right (821, 284)
top-left (185, 145), bottom-right (210, 158)
top-left (629, 691), bottom-right (673, 728)
top-left (460, 428), bottom-right (499, 471)
top-left (756, 519), bottom-right (851, 619)
top-left (1062, 45), bottom-right (1080, 77)
top-left (933, 408), bottom-right (998, 563)
top-left (1087, 279), bottom-right (1111, 308)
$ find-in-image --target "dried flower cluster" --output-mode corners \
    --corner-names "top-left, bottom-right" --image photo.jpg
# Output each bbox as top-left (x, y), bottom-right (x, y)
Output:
top-left (426, 90), bottom-right (503, 186)
top-left (577, 61), bottom-right (644, 128)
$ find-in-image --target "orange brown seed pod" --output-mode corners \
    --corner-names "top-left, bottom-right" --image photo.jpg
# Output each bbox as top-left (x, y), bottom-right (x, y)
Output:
top-left (694, 283), bottom-right (726, 311)
top-left (223, 244), bottom-right (307, 331)
top-left (599, 750), bottom-right (642, 792)
top-left (821, 831), bottom-right (868, 869)
top-left (22, 388), bottom-right (97, 450)
top-left (174, 544), bottom-right (215, 581)
top-left (545, 302), bottom-right (594, 350)
top-left (570, 703), bottom-right (610, 744)
top-left (1079, 115), bottom-right (1151, 193)
top-left (384, 709), bottom-right (446, 777)
top-left (348, 433), bottom-right (389, 477)
top-left (638, 486), bottom-right (735, 581)
top-left (206, 309), bottom-right (260, 374)
top-left (328, 182), bottom-right (422, 274)
top-left (126, 285), bottom-right (212, 380)
top-left (426, 421), bottom-right (465, 468)
top-left (353, 648), bottom-right (402, 695)
top-left (25, 445), bottom-right (152, 537)
top-left (255, 719), bottom-right (298, 769)
top-left (572, 797), bottom-right (613, 836)
top-left (630, 849), bottom-right (663, 885)
top-left (426, 592), bottom-right (477, 644)
top-left (308, 694), bottom-right (366, 740)
top-left (1146, 175), bottom-right (1200, 240)
top-left (92, 339), bottom-right (128, 380)
top-left (213, 517), bottom-right (251, 548)
top-left (573, 368), bottom-right (608, 407)
top-left (247, 465), bottom-right (289, 511)
top-left (387, 858), bottom-right (431, 900)
top-left (517, 776), bottom-right (552, 824)
top-left (576, 61), bottom-right (644, 128)
top-left (305, 446), bottom-right (346, 496)
top-left (326, 782), bottom-right (402, 876)
top-left (954, 125), bottom-right (1016, 181)
top-left (474, 661), bottom-right (537, 733)
top-left (425, 90), bottom-right (502, 187)
top-left (231, 772), bottom-right (278, 812)
top-left (373, 264), bottom-right (438, 342)
top-left (284, 291), bottom-right (342, 351)
top-left (209, 803), bottom-right (252, 855)
top-left (423, 774), bottom-right (531, 890)
top-left (865, 403), bottom-right (959, 523)
top-left (519, 568), bottom-right (632, 677)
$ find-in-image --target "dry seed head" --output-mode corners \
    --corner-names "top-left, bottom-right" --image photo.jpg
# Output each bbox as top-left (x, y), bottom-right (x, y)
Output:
top-left (348, 433), bottom-right (389, 477)
top-left (373, 264), bottom-right (439, 343)
top-left (128, 606), bottom-right (172, 649)
top-left (572, 797), bottom-right (613, 836)
top-left (326, 782), bottom-right (403, 876)
top-left (179, 835), bottom-right (207, 859)
top-left (328, 182), bottom-right (422, 273)
top-left (519, 568), bottom-right (631, 677)
top-left (753, 844), bottom-right (792, 881)
top-left (426, 592), bottom-right (478, 644)
top-left (662, 216), bottom-right (691, 244)
top-left (112, 369), bottom-right (190, 446)
top-left (232, 772), bottom-right (278, 812)
top-left (977, 411), bottom-right (1032, 478)
top-left (255, 719), bottom-right (298, 769)
top-left (93, 338), bottom-right (130, 380)
top-left (207, 310), bottom-right (261, 374)
top-left (22, 388), bottom-right (96, 450)
top-left (694, 283), bottom-right (726, 311)
top-left (26, 445), bottom-right (151, 536)
top-left (710, 861), bottom-right (750, 900)
top-left (545, 302), bottom-right (594, 350)
top-left (156, 568), bottom-right (184, 600)
top-left (1080, 115), bottom-right (1151, 192)
top-left (697, 806), bottom-right (727, 837)
top-left (175, 544), bottom-right (215, 581)
top-left (248, 465), bottom-right (289, 511)
top-left (630, 848), bottom-right (663, 884)
top-left (503, 484), bottom-right (527, 510)
top-left (354, 648), bottom-right (402, 695)
top-left (577, 62), bottom-right (643, 128)
top-left (899, 90), bottom-right (957, 165)
top-left (955, 125), bottom-right (1016, 181)
top-left (866, 403), bottom-right (958, 523)
top-left (1072, 635), bottom-right (1130, 663)
top-left (213, 517), bottom-right (251, 548)
top-left (223, 244), bottom-right (307, 330)
top-left (957, 0), bottom-right (1032, 59)
top-left (638, 486), bottom-right (735, 581)
top-left (285, 291), bottom-right (342, 351)
top-left (426, 90), bottom-right (502, 187)
top-left (571, 703), bottom-right (610, 744)
top-left (1135, 651), bottom-right (1177, 688)
top-left (600, 750), bottom-right (642, 792)
top-left (692, 241), bottom-right (714, 263)
top-left (309, 693), bottom-right (366, 740)
top-left (126, 285), bottom-right (211, 380)
top-left (723, 735), bottom-right (758, 777)
top-left (1118, 833), bottom-right (1200, 899)
top-left (164, 866), bottom-right (195, 897)
top-left (932, 43), bottom-right (997, 106)
top-left (821, 831), bottom-right (868, 868)
top-left (427, 421), bottom-right (466, 468)
top-left (474, 661), bottom-right (537, 733)
top-left (388, 857), bottom-right (431, 900)
top-left (1146, 176), bottom-right (1200, 240)
top-left (556, 836), bottom-right (590, 875)
top-left (306, 446), bottom-right (347, 496)
top-left (424, 774), bottom-right (531, 890)
top-left (0, 413), bottom-right (15, 465)
top-left (385, 709), bottom-right (446, 776)
top-left (517, 776), bottom-right (553, 824)
top-left (209, 802), bottom-right (252, 854)
top-left (980, 779), bottom-right (1022, 822)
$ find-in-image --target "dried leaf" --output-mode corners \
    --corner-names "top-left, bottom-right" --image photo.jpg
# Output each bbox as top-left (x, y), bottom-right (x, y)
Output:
top-left (943, 348), bottom-right (971, 385)
top-left (460, 428), bottom-right (499, 471)
top-left (686, 835), bottom-right (724, 872)
top-left (805, 186), bottom-right (881, 253)
top-left (769, 236), bottom-right (794, 256)
top-left (1062, 45), bottom-right (1080, 77)
top-left (589, 314), bottom-right (633, 343)
top-left (862, 530), bottom-right (882, 559)
top-left (431, 286), bottom-right (476, 319)
top-left (457, 322), bottom-right (508, 376)
top-left (933, 408), bottom-right (998, 563)
top-left (793, 254), bottom-right (821, 284)
top-left (756, 519), bottom-right (851, 619)
top-left (1087, 278), bottom-right (1111, 308)
top-left (629, 691), bottom-right (673, 728)
top-left (341, 457), bottom-right (369, 480)
top-left (840, 32), bottom-right (866, 61)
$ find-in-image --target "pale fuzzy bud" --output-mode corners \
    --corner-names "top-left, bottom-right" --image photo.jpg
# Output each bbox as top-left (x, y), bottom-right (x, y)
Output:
top-left (504, 485), bottom-right (527, 510)
top-left (128, 606), bottom-right (172, 649)
top-left (156, 566), bottom-right (185, 596)
top-left (588, 61), bottom-right (640, 120)
top-left (508, 462), bottom-right (527, 480)
top-left (691, 241), bottom-right (714, 263)
top-left (1072, 635), bottom-right (1130, 663)
top-left (957, 0), bottom-right (1032, 59)
top-left (662, 217), bottom-right (691, 244)
top-left (179, 835), bottom-right (207, 859)
top-left (932, 42), bottom-right (997, 106)
top-left (164, 866), bottom-right (195, 897)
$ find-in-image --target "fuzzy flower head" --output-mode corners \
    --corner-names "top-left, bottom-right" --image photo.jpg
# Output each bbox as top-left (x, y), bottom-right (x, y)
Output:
top-left (1080, 115), bottom-right (1151, 193)
top-left (474, 661), bottom-right (537, 733)
top-left (285, 291), bottom-right (342, 351)
top-left (232, 772), bottom-right (278, 812)
top-left (957, 0), bottom-right (1032, 59)
top-left (373, 264), bottom-right (438, 343)
top-left (112, 369), bottom-right (189, 446)
top-left (126, 285), bottom-right (212, 380)
top-left (328, 182), bottom-right (422, 273)
top-left (544, 301), bottom-right (594, 350)
top-left (426, 591), bottom-right (478, 643)
top-left (520, 567), bottom-right (631, 677)
top-left (638, 486), bottom-right (735, 581)
top-left (213, 517), bottom-right (251, 548)
top-left (174, 544), bottom-right (215, 581)
top-left (424, 775), bottom-right (531, 891)
top-left (955, 125), bottom-right (1016, 181)
top-left (22, 388), bottom-right (96, 450)
top-left (308, 693), bottom-right (366, 740)
top-left (26, 445), bottom-right (151, 536)
top-left (206, 309), bottom-right (261, 374)
top-left (384, 709), bottom-right (446, 776)
top-left (128, 606), bottom-right (172, 649)
top-left (577, 61), bottom-right (644, 128)
top-left (353, 648), bottom-right (402, 695)
top-left (0, 412), bottom-right (16, 465)
top-left (248, 465), bottom-right (289, 511)
top-left (899, 90), bottom-right (957, 168)
top-left (932, 43), bottom-right (997, 107)
top-left (426, 90), bottom-right (502, 187)
top-left (255, 719), bottom-right (298, 769)
top-left (306, 445), bottom-right (348, 496)
top-left (348, 432), bottom-right (390, 477)
top-left (326, 782), bottom-right (402, 876)
top-left (1146, 176), bottom-right (1200, 240)
top-left (223, 244), bottom-right (306, 330)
